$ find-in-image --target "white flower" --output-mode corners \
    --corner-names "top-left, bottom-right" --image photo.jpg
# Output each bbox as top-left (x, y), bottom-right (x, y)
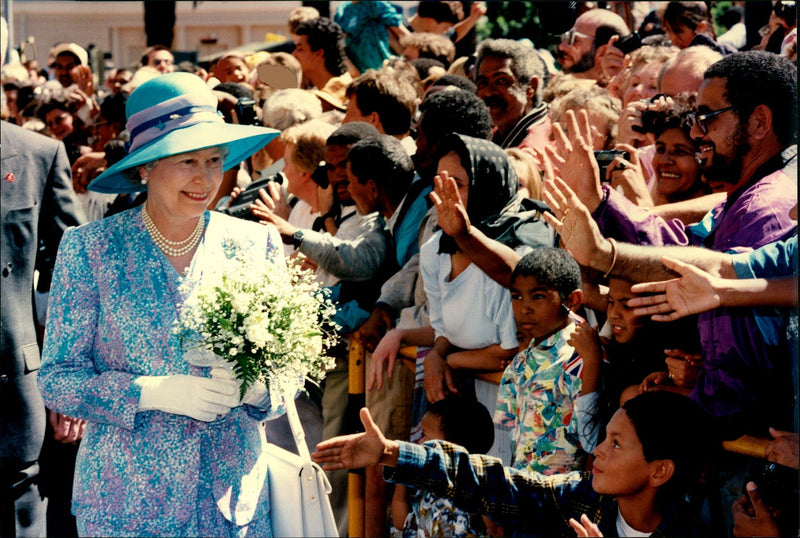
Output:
top-left (231, 293), bottom-right (251, 313)
top-left (174, 238), bottom-right (338, 397)
top-left (246, 323), bottom-right (272, 349)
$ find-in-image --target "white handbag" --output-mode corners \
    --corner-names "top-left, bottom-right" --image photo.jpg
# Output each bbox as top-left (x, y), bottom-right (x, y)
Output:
top-left (268, 392), bottom-right (338, 537)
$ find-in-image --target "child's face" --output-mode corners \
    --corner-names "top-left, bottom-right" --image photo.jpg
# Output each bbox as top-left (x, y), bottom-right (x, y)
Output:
top-left (591, 409), bottom-right (660, 497)
top-left (607, 278), bottom-right (646, 344)
top-left (420, 412), bottom-right (446, 443)
top-left (214, 56), bottom-right (251, 84)
top-left (510, 275), bottom-right (570, 344)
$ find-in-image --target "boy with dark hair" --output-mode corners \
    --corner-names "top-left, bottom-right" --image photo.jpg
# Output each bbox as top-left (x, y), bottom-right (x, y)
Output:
top-left (314, 390), bottom-right (715, 536)
top-left (391, 396), bottom-right (494, 537)
top-left (496, 248), bottom-right (601, 476)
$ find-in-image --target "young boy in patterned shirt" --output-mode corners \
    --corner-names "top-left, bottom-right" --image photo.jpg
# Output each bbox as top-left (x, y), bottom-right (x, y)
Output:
top-left (495, 248), bottom-right (602, 475)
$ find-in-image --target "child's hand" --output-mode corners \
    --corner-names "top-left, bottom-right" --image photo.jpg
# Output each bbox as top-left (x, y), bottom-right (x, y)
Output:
top-left (664, 349), bottom-right (702, 388)
top-left (567, 322), bottom-right (602, 364)
top-left (569, 514), bottom-right (604, 537)
top-left (639, 371), bottom-right (670, 393)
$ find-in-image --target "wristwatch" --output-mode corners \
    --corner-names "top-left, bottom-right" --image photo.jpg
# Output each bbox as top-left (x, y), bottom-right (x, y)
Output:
top-left (291, 229), bottom-right (304, 248)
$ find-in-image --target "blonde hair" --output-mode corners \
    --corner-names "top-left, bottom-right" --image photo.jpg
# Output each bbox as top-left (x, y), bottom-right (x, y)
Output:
top-left (550, 86), bottom-right (621, 149)
top-left (400, 32), bottom-right (456, 65)
top-left (281, 120), bottom-right (336, 173)
top-left (505, 148), bottom-right (542, 201)
top-left (263, 89), bottom-right (322, 130)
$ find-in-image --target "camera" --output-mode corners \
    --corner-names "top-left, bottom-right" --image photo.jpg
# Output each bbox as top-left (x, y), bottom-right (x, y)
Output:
top-left (311, 161), bottom-right (330, 189)
top-left (220, 158), bottom-right (284, 221)
top-left (615, 32), bottom-right (642, 55)
top-left (234, 97), bottom-right (259, 126)
top-left (594, 149), bottom-right (631, 181)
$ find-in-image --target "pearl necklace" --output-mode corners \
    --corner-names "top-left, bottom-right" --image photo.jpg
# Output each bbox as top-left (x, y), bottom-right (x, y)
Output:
top-left (142, 204), bottom-right (205, 257)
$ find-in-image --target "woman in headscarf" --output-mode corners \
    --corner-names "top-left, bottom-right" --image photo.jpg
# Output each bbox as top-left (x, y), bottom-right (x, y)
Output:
top-left (37, 72), bottom-right (287, 537)
top-left (399, 134), bottom-right (549, 400)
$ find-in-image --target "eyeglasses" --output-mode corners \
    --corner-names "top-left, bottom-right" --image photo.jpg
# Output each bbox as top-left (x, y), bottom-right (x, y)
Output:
top-left (691, 106), bottom-right (736, 134)
top-left (561, 29), bottom-right (594, 47)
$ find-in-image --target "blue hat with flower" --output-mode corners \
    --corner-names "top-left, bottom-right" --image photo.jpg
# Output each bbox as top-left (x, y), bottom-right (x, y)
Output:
top-left (89, 72), bottom-right (278, 193)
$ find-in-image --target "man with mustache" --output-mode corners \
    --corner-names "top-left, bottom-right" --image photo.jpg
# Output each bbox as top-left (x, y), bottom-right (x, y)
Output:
top-left (473, 39), bottom-right (551, 150)
top-left (556, 8), bottom-right (629, 84)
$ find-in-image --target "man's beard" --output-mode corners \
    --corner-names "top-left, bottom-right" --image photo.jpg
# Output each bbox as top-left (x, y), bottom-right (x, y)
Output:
top-left (560, 45), bottom-right (596, 74)
top-left (702, 123), bottom-right (750, 187)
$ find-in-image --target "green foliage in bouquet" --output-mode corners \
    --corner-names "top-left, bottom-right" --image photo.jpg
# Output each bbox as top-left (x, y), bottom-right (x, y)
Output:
top-left (175, 242), bottom-right (338, 400)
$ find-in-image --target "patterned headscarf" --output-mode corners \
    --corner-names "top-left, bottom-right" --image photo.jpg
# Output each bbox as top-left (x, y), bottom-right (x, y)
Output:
top-left (436, 133), bottom-right (553, 254)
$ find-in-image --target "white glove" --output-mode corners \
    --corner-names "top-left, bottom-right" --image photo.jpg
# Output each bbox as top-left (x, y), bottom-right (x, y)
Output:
top-left (242, 380), bottom-right (270, 409)
top-left (135, 372), bottom-right (241, 422)
top-left (209, 367), bottom-right (271, 409)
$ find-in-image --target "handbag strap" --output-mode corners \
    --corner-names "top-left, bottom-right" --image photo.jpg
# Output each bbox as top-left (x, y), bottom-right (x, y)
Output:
top-left (283, 391), bottom-right (312, 462)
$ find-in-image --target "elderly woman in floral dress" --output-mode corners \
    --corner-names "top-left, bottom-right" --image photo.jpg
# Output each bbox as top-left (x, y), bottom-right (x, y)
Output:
top-left (37, 72), bottom-right (286, 537)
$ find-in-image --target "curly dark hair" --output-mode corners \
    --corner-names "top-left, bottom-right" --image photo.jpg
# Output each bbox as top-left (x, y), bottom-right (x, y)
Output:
top-left (294, 17), bottom-right (348, 77)
top-left (641, 93), bottom-right (696, 138)
top-left (348, 135), bottom-right (414, 206)
top-left (510, 248), bottom-right (581, 301)
top-left (418, 88), bottom-right (493, 147)
top-left (704, 51), bottom-right (797, 145)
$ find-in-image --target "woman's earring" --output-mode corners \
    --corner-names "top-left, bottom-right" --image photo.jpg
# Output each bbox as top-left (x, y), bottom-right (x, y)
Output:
top-left (140, 175), bottom-right (148, 185)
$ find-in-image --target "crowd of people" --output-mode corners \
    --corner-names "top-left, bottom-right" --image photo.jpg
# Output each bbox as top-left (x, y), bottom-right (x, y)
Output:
top-left (1, 1), bottom-right (797, 537)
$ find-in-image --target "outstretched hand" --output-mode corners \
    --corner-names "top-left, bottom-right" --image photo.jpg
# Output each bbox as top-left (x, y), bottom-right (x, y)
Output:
top-left (628, 257), bottom-right (722, 321)
top-left (312, 407), bottom-right (398, 470)
top-left (431, 171), bottom-right (471, 238)
top-left (765, 427), bottom-right (799, 470)
top-left (541, 174), bottom-right (611, 270)
top-left (546, 109), bottom-right (603, 212)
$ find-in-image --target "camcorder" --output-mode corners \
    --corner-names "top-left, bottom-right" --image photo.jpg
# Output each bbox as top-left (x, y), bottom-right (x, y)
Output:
top-left (615, 32), bottom-right (643, 55)
top-left (595, 150), bottom-right (631, 181)
top-left (220, 158), bottom-right (284, 221)
top-left (234, 97), bottom-right (259, 126)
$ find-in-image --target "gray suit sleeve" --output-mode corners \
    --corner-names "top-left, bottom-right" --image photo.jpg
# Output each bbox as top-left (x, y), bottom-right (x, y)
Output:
top-left (36, 140), bottom-right (86, 292)
top-left (298, 213), bottom-right (387, 281)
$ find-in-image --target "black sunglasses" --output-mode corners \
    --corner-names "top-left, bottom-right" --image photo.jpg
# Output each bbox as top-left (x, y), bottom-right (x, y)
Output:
top-left (691, 106), bottom-right (736, 134)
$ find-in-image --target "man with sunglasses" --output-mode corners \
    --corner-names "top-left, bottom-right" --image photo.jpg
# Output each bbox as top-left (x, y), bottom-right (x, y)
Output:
top-left (571, 51), bottom-right (797, 439)
top-left (556, 8), bottom-right (629, 84)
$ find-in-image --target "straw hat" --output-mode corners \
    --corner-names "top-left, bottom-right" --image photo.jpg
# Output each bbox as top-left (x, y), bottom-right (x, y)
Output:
top-left (89, 72), bottom-right (278, 193)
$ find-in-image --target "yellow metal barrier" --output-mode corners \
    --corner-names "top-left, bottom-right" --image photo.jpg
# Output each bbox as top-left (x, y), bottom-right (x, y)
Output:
top-left (348, 338), bottom-right (365, 538)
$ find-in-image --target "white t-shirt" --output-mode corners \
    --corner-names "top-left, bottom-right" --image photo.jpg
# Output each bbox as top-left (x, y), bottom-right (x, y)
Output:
top-left (616, 509), bottom-right (652, 537)
top-left (420, 231), bottom-right (518, 351)
top-left (286, 199), bottom-right (318, 258)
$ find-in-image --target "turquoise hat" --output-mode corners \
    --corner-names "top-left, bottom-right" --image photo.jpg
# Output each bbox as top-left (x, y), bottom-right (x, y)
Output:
top-left (89, 72), bottom-right (279, 194)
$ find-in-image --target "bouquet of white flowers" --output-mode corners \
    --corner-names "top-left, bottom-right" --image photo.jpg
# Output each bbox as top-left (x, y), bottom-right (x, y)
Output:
top-left (174, 241), bottom-right (338, 399)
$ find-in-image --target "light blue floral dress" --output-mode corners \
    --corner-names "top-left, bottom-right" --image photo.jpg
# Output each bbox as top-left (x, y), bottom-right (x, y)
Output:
top-left (38, 209), bottom-right (286, 537)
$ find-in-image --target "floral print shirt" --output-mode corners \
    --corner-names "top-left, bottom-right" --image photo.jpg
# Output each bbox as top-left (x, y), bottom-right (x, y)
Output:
top-left (392, 488), bottom-right (487, 538)
top-left (494, 322), bottom-right (587, 475)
